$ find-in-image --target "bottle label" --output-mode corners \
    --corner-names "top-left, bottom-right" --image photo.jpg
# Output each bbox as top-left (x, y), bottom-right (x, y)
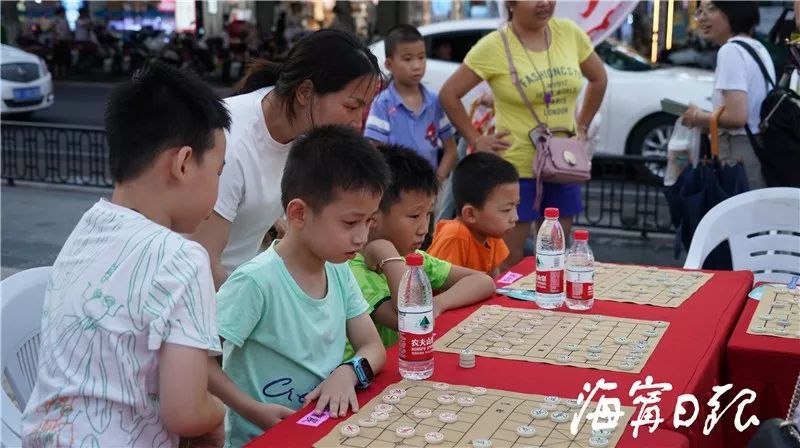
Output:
top-left (566, 267), bottom-right (594, 300)
top-left (398, 310), bottom-right (434, 362)
top-left (536, 251), bottom-right (564, 294)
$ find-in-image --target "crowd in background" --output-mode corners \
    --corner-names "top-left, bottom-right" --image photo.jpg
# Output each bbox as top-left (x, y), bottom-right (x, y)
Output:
top-left (2, 1), bottom-right (381, 83)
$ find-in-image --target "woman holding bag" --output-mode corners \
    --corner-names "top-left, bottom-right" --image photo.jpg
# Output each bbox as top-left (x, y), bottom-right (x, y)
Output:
top-left (681, 1), bottom-right (774, 189)
top-left (439, 0), bottom-right (607, 268)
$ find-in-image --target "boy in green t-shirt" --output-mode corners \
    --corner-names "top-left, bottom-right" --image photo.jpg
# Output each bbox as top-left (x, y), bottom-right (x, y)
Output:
top-left (209, 126), bottom-right (389, 447)
top-left (345, 144), bottom-right (496, 359)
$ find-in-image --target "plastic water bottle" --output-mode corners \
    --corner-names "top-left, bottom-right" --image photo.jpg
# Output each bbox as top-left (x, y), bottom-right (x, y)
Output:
top-left (398, 253), bottom-right (434, 380)
top-left (535, 207), bottom-right (565, 309)
top-left (566, 230), bottom-right (595, 310)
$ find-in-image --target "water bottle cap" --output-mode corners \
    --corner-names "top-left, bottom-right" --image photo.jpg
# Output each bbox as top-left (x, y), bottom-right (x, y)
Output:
top-left (405, 253), bottom-right (423, 266)
top-left (544, 207), bottom-right (559, 219)
top-left (574, 230), bottom-right (589, 241)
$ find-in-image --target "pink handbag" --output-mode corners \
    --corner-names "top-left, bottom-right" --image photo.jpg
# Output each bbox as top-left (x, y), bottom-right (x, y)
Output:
top-left (499, 28), bottom-right (591, 211)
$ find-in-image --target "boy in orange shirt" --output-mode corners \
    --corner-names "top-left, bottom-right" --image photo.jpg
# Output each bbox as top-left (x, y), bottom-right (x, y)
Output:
top-left (428, 153), bottom-right (520, 276)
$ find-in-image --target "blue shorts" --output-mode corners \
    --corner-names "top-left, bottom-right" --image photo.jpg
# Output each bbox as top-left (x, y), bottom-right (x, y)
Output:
top-left (517, 179), bottom-right (583, 222)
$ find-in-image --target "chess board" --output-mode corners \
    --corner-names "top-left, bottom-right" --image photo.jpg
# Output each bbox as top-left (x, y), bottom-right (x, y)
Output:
top-left (315, 380), bottom-right (634, 448)
top-left (504, 263), bottom-right (712, 308)
top-left (434, 305), bottom-right (668, 374)
top-left (747, 286), bottom-right (800, 339)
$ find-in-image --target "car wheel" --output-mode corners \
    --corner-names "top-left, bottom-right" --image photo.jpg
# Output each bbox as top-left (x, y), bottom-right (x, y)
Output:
top-left (626, 113), bottom-right (675, 184)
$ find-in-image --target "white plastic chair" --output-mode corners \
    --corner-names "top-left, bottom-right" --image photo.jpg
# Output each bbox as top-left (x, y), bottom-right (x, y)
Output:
top-left (684, 188), bottom-right (800, 283)
top-left (1, 266), bottom-right (50, 447)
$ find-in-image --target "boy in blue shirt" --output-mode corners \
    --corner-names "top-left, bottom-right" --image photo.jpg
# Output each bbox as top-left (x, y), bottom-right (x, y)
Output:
top-left (210, 126), bottom-right (389, 447)
top-left (365, 24), bottom-right (458, 185)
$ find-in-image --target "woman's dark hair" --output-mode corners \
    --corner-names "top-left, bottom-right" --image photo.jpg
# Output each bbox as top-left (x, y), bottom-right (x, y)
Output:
top-left (712, 2), bottom-right (760, 35)
top-left (236, 29), bottom-right (382, 121)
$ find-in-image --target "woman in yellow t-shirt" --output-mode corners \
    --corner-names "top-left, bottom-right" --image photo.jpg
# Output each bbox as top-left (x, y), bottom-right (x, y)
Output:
top-left (440, 0), bottom-right (607, 269)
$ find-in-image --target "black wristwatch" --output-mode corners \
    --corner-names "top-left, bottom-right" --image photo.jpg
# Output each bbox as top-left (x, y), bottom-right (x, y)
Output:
top-left (340, 356), bottom-right (374, 389)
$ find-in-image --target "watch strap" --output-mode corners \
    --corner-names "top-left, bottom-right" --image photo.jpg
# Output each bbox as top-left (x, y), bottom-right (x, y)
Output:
top-left (340, 357), bottom-right (369, 389)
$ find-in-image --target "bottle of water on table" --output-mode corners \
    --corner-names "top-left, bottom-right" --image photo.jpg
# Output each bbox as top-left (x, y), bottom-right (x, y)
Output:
top-left (535, 207), bottom-right (565, 309)
top-left (566, 230), bottom-right (595, 310)
top-left (398, 253), bottom-right (434, 380)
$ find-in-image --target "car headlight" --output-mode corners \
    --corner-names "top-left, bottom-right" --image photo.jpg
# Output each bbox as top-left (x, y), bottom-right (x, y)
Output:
top-left (38, 57), bottom-right (50, 77)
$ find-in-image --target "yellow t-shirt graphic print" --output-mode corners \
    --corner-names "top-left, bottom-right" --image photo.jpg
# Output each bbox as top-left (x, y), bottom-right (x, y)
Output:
top-left (465, 18), bottom-right (594, 178)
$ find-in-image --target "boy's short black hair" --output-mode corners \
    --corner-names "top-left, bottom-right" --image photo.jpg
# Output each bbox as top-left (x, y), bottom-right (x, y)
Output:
top-left (378, 144), bottom-right (439, 212)
top-left (281, 125), bottom-right (390, 211)
top-left (453, 153), bottom-right (519, 215)
top-left (384, 24), bottom-right (424, 58)
top-left (711, 2), bottom-right (759, 35)
top-left (105, 62), bottom-right (230, 183)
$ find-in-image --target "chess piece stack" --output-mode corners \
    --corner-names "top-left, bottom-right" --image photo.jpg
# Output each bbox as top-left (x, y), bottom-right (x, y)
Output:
top-left (460, 349), bottom-right (476, 368)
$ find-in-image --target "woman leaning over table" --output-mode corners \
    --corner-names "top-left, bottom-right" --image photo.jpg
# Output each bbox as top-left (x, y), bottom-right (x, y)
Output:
top-left (439, 0), bottom-right (607, 269)
top-left (681, 1), bottom-right (774, 189)
top-left (189, 30), bottom-right (382, 289)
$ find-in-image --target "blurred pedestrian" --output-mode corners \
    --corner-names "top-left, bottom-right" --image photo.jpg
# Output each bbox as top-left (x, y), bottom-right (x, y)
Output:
top-left (275, 1), bottom-right (305, 45)
top-left (74, 7), bottom-right (98, 72)
top-left (681, 1), bottom-right (773, 189)
top-left (74, 7), bottom-right (94, 43)
top-left (439, 0), bottom-right (607, 269)
top-left (50, 6), bottom-right (72, 78)
top-left (330, 1), bottom-right (356, 35)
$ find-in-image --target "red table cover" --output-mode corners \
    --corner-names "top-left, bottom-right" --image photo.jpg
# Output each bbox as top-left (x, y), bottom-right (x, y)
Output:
top-left (247, 258), bottom-right (752, 448)
top-left (722, 292), bottom-right (800, 447)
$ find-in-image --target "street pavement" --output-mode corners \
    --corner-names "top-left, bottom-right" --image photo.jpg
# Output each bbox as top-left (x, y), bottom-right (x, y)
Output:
top-left (6, 81), bottom-right (233, 127)
top-left (22, 81), bottom-right (113, 127)
top-left (1, 183), bottom-right (684, 280)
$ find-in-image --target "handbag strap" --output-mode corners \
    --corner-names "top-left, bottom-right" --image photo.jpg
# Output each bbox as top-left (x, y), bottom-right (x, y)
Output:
top-left (730, 40), bottom-right (773, 149)
top-left (731, 40), bottom-right (775, 90)
top-left (498, 27), bottom-right (547, 130)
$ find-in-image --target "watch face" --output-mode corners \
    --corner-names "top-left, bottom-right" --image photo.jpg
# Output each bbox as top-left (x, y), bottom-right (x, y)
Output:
top-left (358, 358), bottom-right (374, 383)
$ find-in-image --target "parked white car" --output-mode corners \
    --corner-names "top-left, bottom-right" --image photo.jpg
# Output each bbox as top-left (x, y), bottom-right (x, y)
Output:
top-left (369, 19), bottom-right (714, 160)
top-left (1, 44), bottom-right (54, 115)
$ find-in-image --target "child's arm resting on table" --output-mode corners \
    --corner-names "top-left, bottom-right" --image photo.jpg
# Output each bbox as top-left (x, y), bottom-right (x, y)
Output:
top-left (159, 343), bottom-right (225, 437)
top-left (433, 264), bottom-right (495, 316)
top-left (207, 345), bottom-right (294, 430)
top-left (364, 240), bottom-right (494, 327)
top-left (306, 312), bottom-right (386, 418)
top-left (361, 239), bottom-right (407, 331)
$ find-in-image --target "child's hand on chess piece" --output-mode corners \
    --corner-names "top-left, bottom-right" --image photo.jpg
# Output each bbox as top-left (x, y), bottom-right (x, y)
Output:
top-left (243, 402), bottom-right (294, 431)
top-left (307, 365), bottom-right (360, 418)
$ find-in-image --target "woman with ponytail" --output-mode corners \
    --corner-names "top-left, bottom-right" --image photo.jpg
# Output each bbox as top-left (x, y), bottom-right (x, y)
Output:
top-left (190, 29), bottom-right (382, 288)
